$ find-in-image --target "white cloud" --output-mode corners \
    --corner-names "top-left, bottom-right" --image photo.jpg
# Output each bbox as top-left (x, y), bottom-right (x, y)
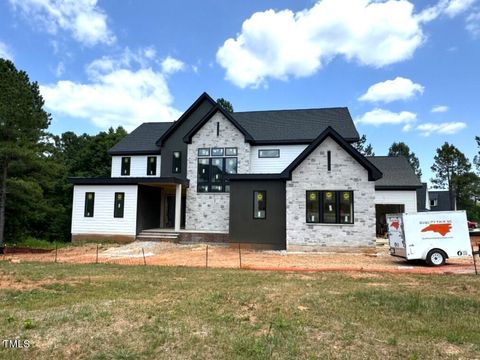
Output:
top-left (466, 11), bottom-right (480, 37)
top-left (40, 48), bottom-right (182, 131)
top-left (416, 122), bottom-right (467, 136)
top-left (431, 105), bottom-right (449, 112)
top-left (9, 0), bottom-right (115, 46)
top-left (402, 123), bottom-right (413, 132)
top-left (0, 41), bottom-right (13, 60)
top-left (444, 0), bottom-right (476, 17)
top-left (358, 77), bottom-right (424, 103)
top-left (355, 108), bottom-right (417, 126)
top-left (161, 56), bottom-right (186, 75)
top-left (216, 0), bottom-right (475, 88)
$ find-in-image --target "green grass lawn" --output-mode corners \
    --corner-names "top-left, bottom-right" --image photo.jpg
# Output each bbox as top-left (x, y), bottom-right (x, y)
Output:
top-left (1, 262), bottom-right (479, 359)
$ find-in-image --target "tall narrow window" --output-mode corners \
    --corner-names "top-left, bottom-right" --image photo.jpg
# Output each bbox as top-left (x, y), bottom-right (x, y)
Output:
top-left (172, 151), bottom-right (181, 173)
top-left (224, 157), bottom-right (238, 192)
top-left (147, 156), bottom-right (157, 175)
top-left (306, 191), bottom-right (320, 223)
top-left (253, 191), bottom-right (266, 219)
top-left (121, 157), bottom-right (130, 175)
top-left (339, 191), bottom-right (353, 224)
top-left (84, 192), bottom-right (95, 217)
top-left (210, 158), bottom-right (223, 192)
top-left (327, 151), bottom-right (331, 171)
top-left (114, 192), bottom-right (125, 218)
top-left (197, 159), bottom-right (210, 192)
top-left (323, 191), bottom-right (337, 223)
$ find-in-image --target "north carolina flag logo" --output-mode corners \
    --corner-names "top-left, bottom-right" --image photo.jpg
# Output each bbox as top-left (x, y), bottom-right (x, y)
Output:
top-left (390, 221), bottom-right (400, 230)
top-left (421, 223), bottom-right (452, 236)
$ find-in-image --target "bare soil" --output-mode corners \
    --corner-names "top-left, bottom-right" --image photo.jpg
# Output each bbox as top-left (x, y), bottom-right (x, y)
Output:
top-left (1, 241), bottom-right (477, 274)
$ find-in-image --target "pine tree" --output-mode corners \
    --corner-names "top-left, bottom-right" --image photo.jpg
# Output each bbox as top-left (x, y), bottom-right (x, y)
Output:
top-left (388, 142), bottom-right (422, 179)
top-left (0, 59), bottom-right (51, 244)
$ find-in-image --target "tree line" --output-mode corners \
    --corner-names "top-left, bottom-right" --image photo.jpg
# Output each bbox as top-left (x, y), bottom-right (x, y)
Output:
top-left (1, 59), bottom-right (479, 244)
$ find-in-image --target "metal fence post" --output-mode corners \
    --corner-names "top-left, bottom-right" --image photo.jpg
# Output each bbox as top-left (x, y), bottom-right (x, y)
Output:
top-left (238, 243), bottom-right (242, 269)
top-left (206, 245), bottom-right (208, 268)
top-left (142, 248), bottom-right (146, 266)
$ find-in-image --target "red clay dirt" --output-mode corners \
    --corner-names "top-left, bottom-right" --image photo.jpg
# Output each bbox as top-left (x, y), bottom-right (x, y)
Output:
top-left (1, 241), bottom-right (478, 275)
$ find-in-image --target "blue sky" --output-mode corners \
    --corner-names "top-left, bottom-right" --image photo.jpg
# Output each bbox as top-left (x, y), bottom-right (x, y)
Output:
top-left (0, 0), bottom-right (479, 184)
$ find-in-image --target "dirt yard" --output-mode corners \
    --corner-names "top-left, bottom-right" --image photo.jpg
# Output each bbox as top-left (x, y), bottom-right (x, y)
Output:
top-left (2, 240), bottom-right (478, 275)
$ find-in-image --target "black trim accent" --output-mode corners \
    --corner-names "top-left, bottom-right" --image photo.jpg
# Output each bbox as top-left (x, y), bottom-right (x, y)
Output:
top-left (375, 185), bottom-right (422, 190)
top-left (70, 177), bottom-right (189, 186)
top-left (251, 138), bottom-right (359, 145)
top-left (183, 105), bottom-right (255, 144)
top-left (216, 121), bottom-right (220, 136)
top-left (281, 126), bottom-right (382, 181)
top-left (327, 150), bottom-right (331, 171)
top-left (109, 149), bottom-right (162, 156)
top-left (156, 92), bottom-right (217, 147)
top-left (226, 174), bottom-right (286, 181)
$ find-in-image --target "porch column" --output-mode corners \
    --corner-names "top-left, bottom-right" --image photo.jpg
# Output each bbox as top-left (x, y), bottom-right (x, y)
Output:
top-left (174, 183), bottom-right (182, 232)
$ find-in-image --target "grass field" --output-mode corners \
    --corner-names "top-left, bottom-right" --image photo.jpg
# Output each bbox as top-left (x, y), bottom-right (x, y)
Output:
top-left (1, 262), bottom-right (480, 359)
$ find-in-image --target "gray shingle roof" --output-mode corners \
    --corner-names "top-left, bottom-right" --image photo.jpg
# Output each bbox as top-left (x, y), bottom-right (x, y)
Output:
top-left (108, 122), bottom-right (174, 155)
top-left (231, 107), bottom-right (359, 143)
top-left (367, 156), bottom-right (422, 189)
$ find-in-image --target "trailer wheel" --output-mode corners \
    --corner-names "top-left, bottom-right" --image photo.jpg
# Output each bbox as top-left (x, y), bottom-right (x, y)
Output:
top-left (426, 249), bottom-right (446, 266)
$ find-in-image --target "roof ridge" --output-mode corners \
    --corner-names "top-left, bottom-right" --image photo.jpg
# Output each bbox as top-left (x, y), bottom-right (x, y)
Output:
top-left (233, 107), bottom-right (347, 114)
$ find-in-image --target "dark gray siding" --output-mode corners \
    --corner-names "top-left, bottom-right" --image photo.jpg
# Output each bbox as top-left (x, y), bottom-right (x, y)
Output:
top-left (161, 100), bottom-right (214, 178)
top-left (229, 180), bottom-right (286, 249)
top-left (136, 185), bottom-right (161, 234)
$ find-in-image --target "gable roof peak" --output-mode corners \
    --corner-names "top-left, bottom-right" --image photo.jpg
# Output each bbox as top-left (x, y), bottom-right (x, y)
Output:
top-left (281, 126), bottom-right (382, 181)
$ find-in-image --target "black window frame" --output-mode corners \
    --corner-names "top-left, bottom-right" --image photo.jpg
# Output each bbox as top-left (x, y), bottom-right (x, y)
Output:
top-left (225, 147), bottom-right (238, 156)
top-left (306, 190), bottom-right (354, 224)
top-left (258, 149), bottom-right (280, 158)
top-left (114, 192), bottom-right (125, 218)
top-left (211, 147), bottom-right (224, 157)
top-left (84, 192), bottom-right (95, 217)
top-left (197, 157), bottom-right (237, 193)
top-left (147, 156), bottom-right (157, 175)
top-left (253, 190), bottom-right (267, 219)
top-left (121, 156), bottom-right (131, 176)
top-left (198, 148), bottom-right (210, 157)
top-left (172, 151), bottom-right (181, 174)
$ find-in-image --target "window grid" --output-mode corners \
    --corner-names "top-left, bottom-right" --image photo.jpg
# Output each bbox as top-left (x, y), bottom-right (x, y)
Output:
top-left (306, 190), bottom-right (353, 224)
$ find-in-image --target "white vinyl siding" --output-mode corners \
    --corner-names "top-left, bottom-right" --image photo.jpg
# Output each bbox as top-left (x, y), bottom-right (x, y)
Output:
top-left (375, 190), bottom-right (417, 213)
top-left (111, 155), bottom-right (161, 177)
top-left (71, 185), bottom-right (138, 236)
top-left (250, 145), bottom-right (307, 173)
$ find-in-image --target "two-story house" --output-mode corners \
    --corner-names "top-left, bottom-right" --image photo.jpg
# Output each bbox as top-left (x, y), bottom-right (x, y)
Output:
top-left (70, 92), bottom-right (421, 251)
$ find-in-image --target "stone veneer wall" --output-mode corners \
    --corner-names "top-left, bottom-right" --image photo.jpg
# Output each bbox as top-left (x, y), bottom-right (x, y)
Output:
top-left (286, 137), bottom-right (376, 251)
top-left (185, 111), bottom-right (250, 231)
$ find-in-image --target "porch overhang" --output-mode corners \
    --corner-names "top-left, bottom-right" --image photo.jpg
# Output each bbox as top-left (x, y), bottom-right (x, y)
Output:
top-left (69, 176), bottom-right (190, 187)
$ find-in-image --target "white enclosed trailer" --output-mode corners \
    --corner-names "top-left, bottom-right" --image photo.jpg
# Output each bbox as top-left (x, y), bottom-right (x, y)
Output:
top-left (387, 210), bottom-right (472, 266)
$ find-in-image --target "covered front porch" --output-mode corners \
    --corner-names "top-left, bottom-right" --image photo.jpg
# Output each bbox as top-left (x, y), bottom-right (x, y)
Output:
top-left (136, 178), bottom-right (188, 235)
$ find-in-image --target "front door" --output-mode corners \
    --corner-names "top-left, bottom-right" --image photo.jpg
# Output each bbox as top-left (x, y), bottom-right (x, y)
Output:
top-left (165, 195), bottom-right (175, 228)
